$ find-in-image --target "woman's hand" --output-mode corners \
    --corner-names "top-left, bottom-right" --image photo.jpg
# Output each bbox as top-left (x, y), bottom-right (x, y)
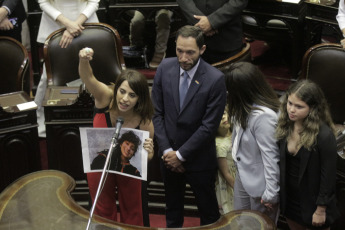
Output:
top-left (59, 30), bottom-right (74, 48)
top-left (65, 20), bottom-right (84, 37)
top-left (143, 138), bottom-right (154, 160)
top-left (79, 47), bottom-right (94, 61)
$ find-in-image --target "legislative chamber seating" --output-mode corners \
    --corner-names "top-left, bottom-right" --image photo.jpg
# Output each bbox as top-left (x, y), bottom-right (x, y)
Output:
top-left (212, 42), bottom-right (252, 71)
top-left (0, 36), bottom-right (30, 95)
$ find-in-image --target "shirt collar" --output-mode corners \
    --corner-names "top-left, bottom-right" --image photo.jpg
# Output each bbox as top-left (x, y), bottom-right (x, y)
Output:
top-left (179, 58), bottom-right (200, 79)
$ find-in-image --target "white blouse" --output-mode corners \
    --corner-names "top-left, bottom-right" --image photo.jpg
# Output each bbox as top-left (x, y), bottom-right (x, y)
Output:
top-left (337, 0), bottom-right (345, 32)
top-left (37, 0), bottom-right (99, 43)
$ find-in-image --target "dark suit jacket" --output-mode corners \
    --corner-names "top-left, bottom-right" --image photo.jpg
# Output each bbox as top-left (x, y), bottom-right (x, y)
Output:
top-left (279, 123), bottom-right (340, 226)
top-left (176, 0), bottom-right (248, 54)
top-left (152, 57), bottom-right (226, 172)
top-left (0, 0), bottom-right (26, 24)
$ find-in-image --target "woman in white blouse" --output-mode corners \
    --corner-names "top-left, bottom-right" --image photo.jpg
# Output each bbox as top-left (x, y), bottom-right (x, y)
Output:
top-left (35, 0), bottom-right (99, 137)
top-left (336, 0), bottom-right (345, 48)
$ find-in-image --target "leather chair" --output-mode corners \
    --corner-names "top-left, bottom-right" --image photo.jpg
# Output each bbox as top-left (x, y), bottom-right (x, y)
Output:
top-left (0, 36), bottom-right (30, 95)
top-left (211, 42), bottom-right (251, 72)
top-left (44, 23), bottom-right (126, 86)
top-left (299, 43), bottom-right (345, 125)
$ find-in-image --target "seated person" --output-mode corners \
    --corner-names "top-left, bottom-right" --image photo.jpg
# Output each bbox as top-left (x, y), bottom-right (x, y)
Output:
top-left (0, 0), bottom-right (26, 42)
top-left (91, 130), bottom-right (142, 177)
top-left (128, 9), bottom-right (173, 69)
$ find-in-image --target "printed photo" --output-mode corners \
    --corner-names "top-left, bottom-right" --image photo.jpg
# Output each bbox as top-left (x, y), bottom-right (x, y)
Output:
top-left (80, 127), bottom-right (149, 180)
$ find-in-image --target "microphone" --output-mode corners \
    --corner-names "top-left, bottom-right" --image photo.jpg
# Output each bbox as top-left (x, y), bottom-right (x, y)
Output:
top-left (113, 117), bottom-right (124, 140)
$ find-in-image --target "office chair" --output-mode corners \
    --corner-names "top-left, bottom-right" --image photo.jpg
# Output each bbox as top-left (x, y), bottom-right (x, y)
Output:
top-left (299, 43), bottom-right (345, 125)
top-left (0, 36), bottom-right (30, 95)
top-left (44, 23), bottom-right (126, 86)
top-left (211, 42), bottom-right (251, 72)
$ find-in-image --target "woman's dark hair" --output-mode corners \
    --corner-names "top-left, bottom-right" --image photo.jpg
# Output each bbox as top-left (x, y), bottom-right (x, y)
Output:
top-left (224, 62), bottom-right (280, 130)
top-left (111, 69), bottom-right (154, 123)
top-left (176, 25), bottom-right (204, 49)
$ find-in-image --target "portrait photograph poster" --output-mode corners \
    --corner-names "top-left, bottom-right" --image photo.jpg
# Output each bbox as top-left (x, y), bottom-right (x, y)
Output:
top-left (80, 127), bottom-right (149, 181)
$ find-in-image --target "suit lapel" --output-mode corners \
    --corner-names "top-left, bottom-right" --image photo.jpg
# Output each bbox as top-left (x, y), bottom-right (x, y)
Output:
top-left (170, 62), bottom-right (182, 113)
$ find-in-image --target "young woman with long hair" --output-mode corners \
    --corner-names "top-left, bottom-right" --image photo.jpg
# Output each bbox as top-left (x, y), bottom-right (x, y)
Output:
top-left (276, 79), bottom-right (339, 230)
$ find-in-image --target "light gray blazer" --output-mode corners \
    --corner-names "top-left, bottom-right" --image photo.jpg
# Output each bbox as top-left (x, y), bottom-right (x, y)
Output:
top-left (232, 105), bottom-right (280, 203)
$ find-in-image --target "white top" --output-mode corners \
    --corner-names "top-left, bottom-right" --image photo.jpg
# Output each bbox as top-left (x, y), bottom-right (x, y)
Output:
top-left (337, 0), bottom-right (345, 31)
top-left (37, 0), bottom-right (99, 43)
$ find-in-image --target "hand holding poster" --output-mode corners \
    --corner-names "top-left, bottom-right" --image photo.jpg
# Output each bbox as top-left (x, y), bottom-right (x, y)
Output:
top-left (80, 127), bottom-right (149, 180)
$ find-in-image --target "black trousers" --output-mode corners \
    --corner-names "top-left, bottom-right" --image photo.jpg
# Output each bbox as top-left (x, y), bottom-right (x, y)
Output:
top-left (0, 25), bottom-right (22, 43)
top-left (160, 160), bottom-right (220, 228)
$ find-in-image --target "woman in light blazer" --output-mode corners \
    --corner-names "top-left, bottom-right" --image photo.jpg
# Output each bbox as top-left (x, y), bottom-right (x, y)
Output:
top-left (224, 62), bottom-right (280, 222)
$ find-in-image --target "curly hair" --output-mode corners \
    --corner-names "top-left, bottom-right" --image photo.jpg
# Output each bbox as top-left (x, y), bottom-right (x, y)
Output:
top-left (224, 62), bottom-right (280, 130)
top-left (276, 79), bottom-right (335, 150)
top-left (117, 130), bottom-right (142, 154)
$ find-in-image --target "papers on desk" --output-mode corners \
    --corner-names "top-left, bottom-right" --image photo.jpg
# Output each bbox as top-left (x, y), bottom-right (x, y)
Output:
top-left (282, 0), bottom-right (301, 3)
top-left (17, 101), bottom-right (37, 111)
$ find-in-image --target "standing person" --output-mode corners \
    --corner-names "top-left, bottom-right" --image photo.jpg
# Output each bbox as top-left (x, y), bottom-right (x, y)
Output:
top-left (79, 47), bottom-right (154, 226)
top-left (276, 79), bottom-right (340, 230)
top-left (0, 0), bottom-right (26, 42)
top-left (215, 108), bottom-right (235, 215)
top-left (176, 0), bottom-right (248, 64)
top-left (151, 25), bottom-right (226, 227)
top-left (129, 9), bottom-right (173, 69)
top-left (224, 62), bottom-right (280, 222)
top-left (34, 0), bottom-right (99, 137)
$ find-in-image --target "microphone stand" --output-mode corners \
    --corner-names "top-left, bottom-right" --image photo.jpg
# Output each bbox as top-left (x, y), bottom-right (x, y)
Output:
top-left (86, 131), bottom-right (120, 230)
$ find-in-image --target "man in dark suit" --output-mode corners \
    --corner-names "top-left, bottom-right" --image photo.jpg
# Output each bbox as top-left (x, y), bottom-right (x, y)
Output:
top-left (177, 0), bottom-right (248, 64)
top-left (0, 0), bottom-right (26, 42)
top-left (152, 25), bottom-right (226, 227)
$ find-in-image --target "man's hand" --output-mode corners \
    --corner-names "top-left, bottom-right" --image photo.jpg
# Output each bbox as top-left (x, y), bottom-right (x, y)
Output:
top-left (194, 15), bottom-right (212, 33)
top-left (0, 18), bottom-right (13, 30)
top-left (162, 151), bottom-right (182, 169)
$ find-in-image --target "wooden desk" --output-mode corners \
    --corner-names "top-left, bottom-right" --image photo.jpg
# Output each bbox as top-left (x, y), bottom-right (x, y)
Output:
top-left (0, 92), bottom-right (41, 192)
top-left (43, 86), bottom-right (94, 207)
top-left (242, 0), bottom-right (306, 77)
top-left (0, 170), bottom-right (276, 230)
top-left (304, 0), bottom-right (342, 47)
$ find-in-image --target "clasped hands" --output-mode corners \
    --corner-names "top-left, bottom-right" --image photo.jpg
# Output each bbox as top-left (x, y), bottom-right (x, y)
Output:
top-left (0, 18), bottom-right (13, 31)
top-left (60, 21), bottom-right (84, 48)
top-left (162, 151), bottom-right (185, 173)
